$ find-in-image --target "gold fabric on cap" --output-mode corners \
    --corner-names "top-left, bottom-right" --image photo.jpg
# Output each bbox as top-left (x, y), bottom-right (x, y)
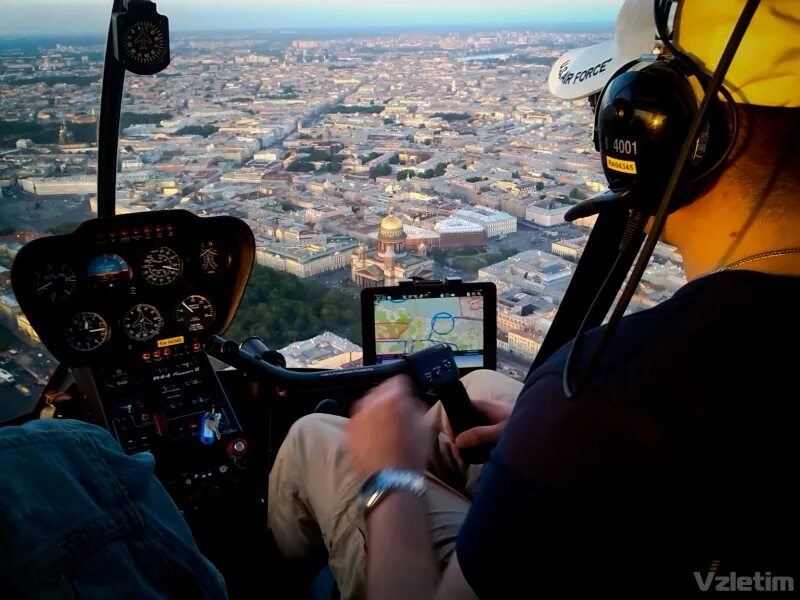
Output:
top-left (674, 0), bottom-right (800, 107)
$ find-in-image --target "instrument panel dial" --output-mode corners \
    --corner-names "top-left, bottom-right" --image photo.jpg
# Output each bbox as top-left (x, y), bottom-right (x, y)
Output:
top-left (122, 303), bottom-right (165, 342)
top-left (174, 295), bottom-right (216, 333)
top-left (65, 312), bottom-right (110, 352)
top-left (199, 241), bottom-right (231, 276)
top-left (141, 246), bottom-right (183, 286)
top-left (31, 262), bottom-right (77, 303)
top-left (87, 253), bottom-right (131, 283)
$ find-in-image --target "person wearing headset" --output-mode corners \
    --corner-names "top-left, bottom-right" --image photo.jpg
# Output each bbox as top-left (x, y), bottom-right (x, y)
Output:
top-left (268, 1), bottom-right (800, 596)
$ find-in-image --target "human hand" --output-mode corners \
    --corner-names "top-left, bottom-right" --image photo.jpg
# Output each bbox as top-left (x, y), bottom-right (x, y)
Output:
top-left (347, 375), bottom-right (432, 478)
top-left (445, 398), bottom-right (513, 468)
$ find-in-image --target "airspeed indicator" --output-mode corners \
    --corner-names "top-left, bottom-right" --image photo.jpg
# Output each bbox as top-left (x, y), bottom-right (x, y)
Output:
top-left (141, 247), bottom-right (183, 286)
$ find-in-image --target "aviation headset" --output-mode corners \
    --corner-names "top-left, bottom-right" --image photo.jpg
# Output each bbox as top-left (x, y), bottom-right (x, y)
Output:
top-left (563, 0), bottom-right (760, 399)
top-left (591, 0), bottom-right (739, 217)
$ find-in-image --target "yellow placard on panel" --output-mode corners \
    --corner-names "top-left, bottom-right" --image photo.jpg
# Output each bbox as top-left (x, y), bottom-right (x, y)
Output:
top-left (157, 336), bottom-right (185, 348)
top-left (606, 156), bottom-right (637, 174)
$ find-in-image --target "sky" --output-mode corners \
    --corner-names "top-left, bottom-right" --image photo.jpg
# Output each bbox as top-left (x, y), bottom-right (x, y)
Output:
top-left (0, 0), bottom-right (625, 36)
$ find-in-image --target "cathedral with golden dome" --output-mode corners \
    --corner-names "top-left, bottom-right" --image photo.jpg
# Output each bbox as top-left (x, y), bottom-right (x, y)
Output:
top-left (351, 209), bottom-right (435, 288)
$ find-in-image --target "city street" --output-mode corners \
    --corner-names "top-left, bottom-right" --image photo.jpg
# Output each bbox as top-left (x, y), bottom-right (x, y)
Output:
top-left (497, 350), bottom-right (534, 382)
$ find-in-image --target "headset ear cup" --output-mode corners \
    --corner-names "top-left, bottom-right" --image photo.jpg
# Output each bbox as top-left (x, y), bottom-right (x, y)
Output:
top-left (593, 62), bottom-right (638, 152)
top-left (596, 59), bottom-right (704, 215)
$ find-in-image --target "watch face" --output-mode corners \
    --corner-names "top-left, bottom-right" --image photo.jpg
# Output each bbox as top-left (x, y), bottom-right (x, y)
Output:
top-left (122, 20), bottom-right (167, 66)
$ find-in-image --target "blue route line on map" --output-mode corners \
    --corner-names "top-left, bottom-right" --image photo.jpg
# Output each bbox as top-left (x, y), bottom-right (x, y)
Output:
top-left (377, 299), bottom-right (482, 355)
top-left (429, 312), bottom-right (456, 337)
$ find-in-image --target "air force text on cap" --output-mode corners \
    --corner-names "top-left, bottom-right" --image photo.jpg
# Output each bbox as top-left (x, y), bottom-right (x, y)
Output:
top-left (560, 58), bottom-right (613, 86)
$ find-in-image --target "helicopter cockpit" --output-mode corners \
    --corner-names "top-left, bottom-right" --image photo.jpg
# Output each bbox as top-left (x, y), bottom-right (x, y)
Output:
top-left (2, 0), bottom-right (799, 597)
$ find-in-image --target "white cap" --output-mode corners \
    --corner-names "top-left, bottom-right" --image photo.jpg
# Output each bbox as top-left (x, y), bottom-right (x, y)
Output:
top-left (548, 0), bottom-right (657, 101)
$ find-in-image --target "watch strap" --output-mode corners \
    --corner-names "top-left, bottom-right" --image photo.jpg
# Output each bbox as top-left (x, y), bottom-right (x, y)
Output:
top-left (357, 468), bottom-right (426, 517)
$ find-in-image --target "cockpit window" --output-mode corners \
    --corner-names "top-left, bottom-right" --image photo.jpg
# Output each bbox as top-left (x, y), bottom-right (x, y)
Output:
top-left (0, 14), bottom-right (107, 414)
top-left (1, 1), bottom-right (685, 419)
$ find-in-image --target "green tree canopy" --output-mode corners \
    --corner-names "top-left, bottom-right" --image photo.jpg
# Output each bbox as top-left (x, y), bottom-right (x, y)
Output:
top-left (227, 265), bottom-right (362, 348)
top-left (369, 164), bottom-right (392, 179)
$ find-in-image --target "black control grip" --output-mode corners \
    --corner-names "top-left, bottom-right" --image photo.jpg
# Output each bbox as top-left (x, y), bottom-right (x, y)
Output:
top-left (404, 345), bottom-right (494, 465)
top-left (435, 380), bottom-right (493, 465)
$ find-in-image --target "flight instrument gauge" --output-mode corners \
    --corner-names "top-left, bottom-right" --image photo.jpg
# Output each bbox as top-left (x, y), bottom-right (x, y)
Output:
top-left (31, 262), bottom-right (77, 303)
top-left (65, 312), bottom-right (110, 352)
top-left (112, 1), bottom-right (170, 76)
top-left (141, 247), bottom-right (182, 286)
top-left (88, 253), bottom-right (131, 283)
top-left (199, 241), bottom-right (231, 276)
top-left (122, 303), bottom-right (164, 342)
top-left (174, 295), bottom-right (216, 333)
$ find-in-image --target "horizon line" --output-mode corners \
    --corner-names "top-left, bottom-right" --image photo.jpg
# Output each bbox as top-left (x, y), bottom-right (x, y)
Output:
top-left (0, 21), bottom-right (614, 40)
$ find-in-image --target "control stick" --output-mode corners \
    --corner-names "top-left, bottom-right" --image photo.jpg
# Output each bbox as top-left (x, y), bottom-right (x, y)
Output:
top-left (205, 336), bottom-right (493, 464)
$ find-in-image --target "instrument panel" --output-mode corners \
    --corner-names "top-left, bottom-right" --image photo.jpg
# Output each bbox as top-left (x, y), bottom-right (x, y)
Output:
top-left (12, 210), bottom-right (254, 367)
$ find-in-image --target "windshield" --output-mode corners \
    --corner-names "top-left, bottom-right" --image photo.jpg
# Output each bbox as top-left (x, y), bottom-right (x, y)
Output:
top-left (0, 0), bottom-right (686, 417)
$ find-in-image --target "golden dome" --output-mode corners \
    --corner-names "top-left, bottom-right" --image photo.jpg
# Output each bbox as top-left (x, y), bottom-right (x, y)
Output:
top-left (380, 214), bottom-right (403, 231)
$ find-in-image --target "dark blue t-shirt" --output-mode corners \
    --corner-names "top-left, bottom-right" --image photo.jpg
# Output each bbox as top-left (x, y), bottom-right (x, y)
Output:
top-left (457, 271), bottom-right (800, 596)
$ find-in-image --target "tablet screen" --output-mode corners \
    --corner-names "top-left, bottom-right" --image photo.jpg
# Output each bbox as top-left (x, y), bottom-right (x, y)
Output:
top-left (367, 284), bottom-right (493, 369)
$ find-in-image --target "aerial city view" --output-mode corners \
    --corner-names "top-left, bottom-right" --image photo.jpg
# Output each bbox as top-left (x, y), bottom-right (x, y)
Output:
top-left (0, 2), bottom-right (686, 416)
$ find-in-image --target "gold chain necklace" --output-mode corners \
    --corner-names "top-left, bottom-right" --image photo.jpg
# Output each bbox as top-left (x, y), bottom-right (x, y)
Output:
top-left (713, 247), bottom-right (800, 274)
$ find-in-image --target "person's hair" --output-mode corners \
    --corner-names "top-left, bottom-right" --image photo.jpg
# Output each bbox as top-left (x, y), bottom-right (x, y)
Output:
top-left (724, 104), bottom-right (800, 203)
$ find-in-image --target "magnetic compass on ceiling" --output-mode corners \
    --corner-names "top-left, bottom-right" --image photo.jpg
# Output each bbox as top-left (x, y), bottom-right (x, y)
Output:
top-left (112, 0), bottom-right (170, 75)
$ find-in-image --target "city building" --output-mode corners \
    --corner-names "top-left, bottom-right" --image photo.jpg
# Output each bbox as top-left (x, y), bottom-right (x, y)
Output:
top-left (20, 176), bottom-right (96, 196)
top-left (16, 314), bottom-right (41, 344)
top-left (0, 293), bottom-right (21, 328)
top-left (256, 234), bottom-right (359, 278)
top-left (434, 217), bottom-right (486, 249)
top-left (508, 329), bottom-right (544, 360)
top-left (550, 236), bottom-right (589, 261)
top-left (453, 207), bottom-right (517, 238)
top-left (351, 211), bottom-right (435, 287)
top-left (278, 332), bottom-right (363, 369)
top-left (479, 250), bottom-right (574, 295)
top-left (525, 199), bottom-right (572, 227)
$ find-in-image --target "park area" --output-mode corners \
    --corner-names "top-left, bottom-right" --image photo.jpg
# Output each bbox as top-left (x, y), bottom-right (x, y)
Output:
top-left (431, 246), bottom-right (519, 272)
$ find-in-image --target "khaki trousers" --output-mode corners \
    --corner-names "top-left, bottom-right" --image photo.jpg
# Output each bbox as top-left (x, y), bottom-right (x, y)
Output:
top-left (268, 370), bottom-right (523, 599)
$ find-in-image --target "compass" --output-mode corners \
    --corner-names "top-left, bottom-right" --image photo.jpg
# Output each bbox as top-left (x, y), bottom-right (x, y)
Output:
top-left (123, 21), bottom-right (166, 66)
top-left (113, 1), bottom-right (170, 75)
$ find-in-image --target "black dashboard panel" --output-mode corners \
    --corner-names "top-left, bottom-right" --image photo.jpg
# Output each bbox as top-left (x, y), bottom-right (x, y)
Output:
top-left (11, 210), bottom-right (256, 510)
top-left (11, 210), bottom-right (254, 367)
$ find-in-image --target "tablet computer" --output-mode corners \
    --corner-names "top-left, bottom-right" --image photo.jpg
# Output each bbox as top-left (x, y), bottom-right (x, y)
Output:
top-left (361, 279), bottom-right (496, 372)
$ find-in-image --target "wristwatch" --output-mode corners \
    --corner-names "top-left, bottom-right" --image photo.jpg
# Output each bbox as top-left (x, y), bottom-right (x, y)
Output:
top-left (357, 469), bottom-right (427, 517)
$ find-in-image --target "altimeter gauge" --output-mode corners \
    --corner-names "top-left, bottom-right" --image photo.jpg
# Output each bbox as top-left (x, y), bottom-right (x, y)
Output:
top-left (65, 312), bottom-right (110, 352)
top-left (122, 303), bottom-right (164, 342)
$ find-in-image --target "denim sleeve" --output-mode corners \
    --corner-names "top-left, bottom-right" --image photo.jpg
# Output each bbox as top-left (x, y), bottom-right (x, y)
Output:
top-left (0, 419), bottom-right (228, 600)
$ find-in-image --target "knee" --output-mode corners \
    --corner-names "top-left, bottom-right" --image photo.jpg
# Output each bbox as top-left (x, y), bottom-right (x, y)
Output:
top-left (274, 413), bottom-right (348, 474)
top-left (461, 369), bottom-right (523, 405)
top-left (460, 369), bottom-right (495, 389)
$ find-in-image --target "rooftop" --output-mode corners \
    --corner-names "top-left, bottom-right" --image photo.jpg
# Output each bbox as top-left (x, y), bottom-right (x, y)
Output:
top-left (453, 208), bottom-right (515, 223)
top-left (278, 331), bottom-right (363, 369)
